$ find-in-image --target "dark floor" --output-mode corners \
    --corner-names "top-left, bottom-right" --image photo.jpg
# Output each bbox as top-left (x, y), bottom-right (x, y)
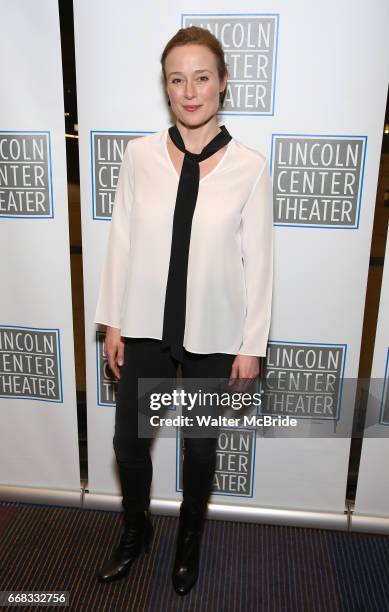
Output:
top-left (1, 501), bottom-right (389, 612)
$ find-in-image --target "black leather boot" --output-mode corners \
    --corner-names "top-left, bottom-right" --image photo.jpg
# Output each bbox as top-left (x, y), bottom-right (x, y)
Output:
top-left (172, 505), bottom-right (206, 596)
top-left (96, 511), bottom-right (153, 583)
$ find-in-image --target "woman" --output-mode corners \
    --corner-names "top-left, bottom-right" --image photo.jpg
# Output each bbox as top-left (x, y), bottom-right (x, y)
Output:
top-left (93, 26), bottom-right (273, 595)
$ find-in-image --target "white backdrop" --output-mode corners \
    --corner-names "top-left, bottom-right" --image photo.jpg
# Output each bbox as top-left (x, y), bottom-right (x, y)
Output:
top-left (73, 0), bottom-right (389, 523)
top-left (0, 1), bottom-right (80, 497)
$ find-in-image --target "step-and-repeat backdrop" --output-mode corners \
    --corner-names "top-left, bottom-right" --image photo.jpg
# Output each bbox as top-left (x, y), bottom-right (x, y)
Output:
top-left (0, 0), bottom-right (80, 499)
top-left (73, 1), bottom-right (388, 522)
top-left (353, 220), bottom-right (389, 532)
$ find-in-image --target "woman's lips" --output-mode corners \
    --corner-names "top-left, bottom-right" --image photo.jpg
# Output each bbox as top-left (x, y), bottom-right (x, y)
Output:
top-left (183, 105), bottom-right (201, 112)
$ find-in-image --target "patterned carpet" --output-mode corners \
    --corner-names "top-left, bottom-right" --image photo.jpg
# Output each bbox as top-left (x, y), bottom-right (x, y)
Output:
top-left (0, 501), bottom-right (388, 611)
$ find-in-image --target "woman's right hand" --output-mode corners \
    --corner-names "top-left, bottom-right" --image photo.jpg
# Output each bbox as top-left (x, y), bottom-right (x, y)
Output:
top-left (104, 326), bottom-right (125, 380)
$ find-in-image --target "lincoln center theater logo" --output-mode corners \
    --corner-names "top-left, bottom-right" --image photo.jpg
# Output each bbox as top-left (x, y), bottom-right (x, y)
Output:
top-left (182, 14), bottom-right (279, 115)
top-left (0, 132), bottom-right (53, 218)
top-left (260, 341), bottom-right (346, 420)
top-left (96, 331), bottom-right (117, 406)
top-left (177, 428), bottom-right (256, 497)
top-left (271, 134), bottom-right (367, 228)
top-left (91, 131), bottom-right (152, 219)
top-left (379, 348), bottom-right (389, 426)
top-left (0, 326), bottom-right (62, 402)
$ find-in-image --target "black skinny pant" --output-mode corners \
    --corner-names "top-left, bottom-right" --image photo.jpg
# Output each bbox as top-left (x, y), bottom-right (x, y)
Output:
top-left (113, 338), bottom-right (235, 516)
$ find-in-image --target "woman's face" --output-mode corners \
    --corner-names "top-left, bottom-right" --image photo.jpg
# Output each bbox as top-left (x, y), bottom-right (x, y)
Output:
top-left (165, 43), bottom-right (227, 127)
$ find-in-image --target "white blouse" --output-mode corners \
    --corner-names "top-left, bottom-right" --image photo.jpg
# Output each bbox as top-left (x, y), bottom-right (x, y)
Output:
top-left (94, 128), bottom-right (274, 357)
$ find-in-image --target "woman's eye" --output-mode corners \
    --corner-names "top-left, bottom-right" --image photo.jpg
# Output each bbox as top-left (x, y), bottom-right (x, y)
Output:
top-left (198, 75), bottom-right (209, 81)
top-left (172, 78), bottom-right (182, 84)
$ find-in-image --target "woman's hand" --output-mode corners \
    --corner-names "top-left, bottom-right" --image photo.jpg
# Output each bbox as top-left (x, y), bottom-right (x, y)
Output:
top-left (229, 354), bottom-right (260, 391)
top-left (104, 326), bottom-right (125, 380)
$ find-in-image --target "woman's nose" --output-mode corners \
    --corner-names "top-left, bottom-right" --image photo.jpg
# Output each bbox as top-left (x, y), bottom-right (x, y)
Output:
top-left (184, 80), bottom-right (196, 98)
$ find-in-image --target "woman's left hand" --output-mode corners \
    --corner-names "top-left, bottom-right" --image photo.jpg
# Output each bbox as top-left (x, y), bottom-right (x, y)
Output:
top-left (229, 354), bottom-right (260, 391)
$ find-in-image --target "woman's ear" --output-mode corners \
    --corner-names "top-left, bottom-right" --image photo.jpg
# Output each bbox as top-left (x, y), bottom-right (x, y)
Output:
top-left (221, 71), bottom-right (228, 92)
top-left (165, 86), bottom-right (171, 107)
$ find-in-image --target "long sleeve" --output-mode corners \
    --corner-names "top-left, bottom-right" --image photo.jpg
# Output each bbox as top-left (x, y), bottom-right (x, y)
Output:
top-left (93, 140), bottom-right (134, 329)
top-left (239, 157), bottom-right (274, 357)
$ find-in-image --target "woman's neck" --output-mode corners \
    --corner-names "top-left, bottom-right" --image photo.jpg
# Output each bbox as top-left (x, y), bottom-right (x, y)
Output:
top-left (175, 118), bottom-right (221, 154)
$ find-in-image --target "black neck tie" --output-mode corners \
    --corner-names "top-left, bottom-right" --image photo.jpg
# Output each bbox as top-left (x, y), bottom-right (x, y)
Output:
top-left (161, 123), bottom-right (233, 362)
